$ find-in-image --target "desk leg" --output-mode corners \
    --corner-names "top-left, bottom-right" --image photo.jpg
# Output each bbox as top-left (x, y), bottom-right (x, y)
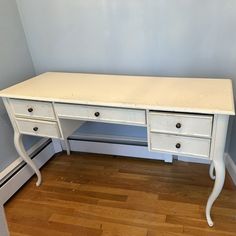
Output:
top-left (14, 132), bottom-right (42, 186)
top-left (206, 115), bottom-right (228, 227)
top-left (64, 139), bottom-right (71, 155)
top-left (0, 205), bottom-right (9, 236)
top-left (209, 161), bottom-right (215, 180)
top-left (206, 155), bottom-right (225, 227)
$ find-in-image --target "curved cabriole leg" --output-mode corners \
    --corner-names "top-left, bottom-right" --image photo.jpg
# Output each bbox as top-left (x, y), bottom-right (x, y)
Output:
top-left (205, 115), bottom-right (228, 227)
top-left (206, 158), bottom-right (225, 227)
top-left (14, 132), bottom-right (42, 186)
top-left (209, 161), bottom-right (215, 180)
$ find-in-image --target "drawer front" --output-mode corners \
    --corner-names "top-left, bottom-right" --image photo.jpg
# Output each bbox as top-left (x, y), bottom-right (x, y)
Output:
top-left (55, 103), bottom-right (146, 126)
top-left (16, 118), bottom-right (61, 138)
top-left (149, 112), bottom-right (213, 138)
top-left (10, 99), bottom-right (55, 120)
top-left (150, 133), bottom-right (210, 158)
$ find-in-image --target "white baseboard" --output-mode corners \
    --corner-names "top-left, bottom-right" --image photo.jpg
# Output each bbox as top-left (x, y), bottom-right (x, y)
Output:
top-left (0, 141), bottom-right (55, 205)
top-left (61, 139), bottom-right (173, 163)
top-left (225, 153), bottom-right (236, 185)
top-left (0, 205), bottom-right (9, 236)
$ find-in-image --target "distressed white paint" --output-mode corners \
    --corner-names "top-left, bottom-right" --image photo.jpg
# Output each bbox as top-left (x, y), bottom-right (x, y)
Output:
top-left (9, 99), bottom-right (55, 120)
top-left (0, 72), bottom-right (234, 115)
top-left (0, 72), bottom-right (234, 227)
top-left (16, 118), bottom-right (61, 138)
top-left (150, 132), bottom-right (211, 159)
top-left (206, 115), bottom-right (229, 227)
top-left (149, 112), bottom-right (213, 138)
top-left (55, 103), bottom-right (146, 126)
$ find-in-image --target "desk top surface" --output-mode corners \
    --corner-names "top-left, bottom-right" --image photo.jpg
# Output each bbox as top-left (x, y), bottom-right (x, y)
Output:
top-left (0, 72), bottom-right (234, 115)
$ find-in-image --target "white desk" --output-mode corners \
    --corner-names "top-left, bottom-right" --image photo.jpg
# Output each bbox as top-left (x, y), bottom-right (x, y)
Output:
top-left (0, 72), bottom-right (235, 227)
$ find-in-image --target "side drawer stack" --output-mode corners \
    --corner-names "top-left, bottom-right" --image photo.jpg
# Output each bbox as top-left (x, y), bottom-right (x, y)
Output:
top-left (9, 99), bottom-right (61, 138)
top-left (148, 112), bottom-right (213, 159)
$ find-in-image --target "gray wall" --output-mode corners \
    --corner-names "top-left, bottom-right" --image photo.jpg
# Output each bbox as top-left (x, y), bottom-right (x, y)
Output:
top-left (16, 1), bottom-right (236, 161)
top-left (0, 0), bottom-right (38, 172)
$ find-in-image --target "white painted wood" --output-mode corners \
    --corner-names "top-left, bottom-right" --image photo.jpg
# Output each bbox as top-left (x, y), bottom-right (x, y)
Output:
top-left (0, 138), bottom-right (48, 184)
top-left (206, 115), bottom-right (229, 227)
top-left (55, 103), bottom-right (146, 126)
top-left (9, 98), bottom-right (55, 120)
top-left (13, 132), bottom-right (42, 186)
top-left (0, 73), bottom-right (234, 228)
top-left (146, 109), bottom-right (153, 153)
top-left (51, 101), bottom-right (70, 155)
top-left (150, 133), bottom-right (211, 159)
top-left (0, 205), bottom-right (9, 236)
top-left (209, 161), bottom-right (216, 180)
top-left (3, 98), bottom-right (44, 187)
top-left (64, 139), bottom-right (70, 155)
top-left (0, 72), bottom-right (234, 115)
top-left (16, 118), bottom-right (61, 138)
top-left (59, 120), bottom-right (84, 155)
top-left (2, 98), bottom-right (20, 131)
top-left (63, 139), bottom-right (173, 162)
top-left (0, 142), bottom-right (55, 205)
top-left (149, 112), bottom-right (213, 138)
top-left (225, 153), bottom-right (236, 185)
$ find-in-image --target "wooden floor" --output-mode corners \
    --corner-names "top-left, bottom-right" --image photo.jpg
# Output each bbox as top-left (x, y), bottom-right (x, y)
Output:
top-left (5, 152), bottom-right (236, 236)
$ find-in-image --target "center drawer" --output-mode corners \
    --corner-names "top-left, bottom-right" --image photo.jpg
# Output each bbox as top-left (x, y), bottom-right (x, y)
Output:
top-left (55, 103), bottom-right (146, 126)
top-left (149, 112), bottom-right (213, 138)
top-left (16, 118), bottom-right (61, 138)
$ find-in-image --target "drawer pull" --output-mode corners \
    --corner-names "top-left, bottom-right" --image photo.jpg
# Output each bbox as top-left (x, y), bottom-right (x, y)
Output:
top-left (176, 123), bottom-right (181, 129)
top-left (33, 127), bottom-right (38, 132)
top-left (175, 143), bottom-right (181, 149)
top-left (94, 112), bottom-right (100, 117)
top-left (28, 107), bottom-right (33, 113)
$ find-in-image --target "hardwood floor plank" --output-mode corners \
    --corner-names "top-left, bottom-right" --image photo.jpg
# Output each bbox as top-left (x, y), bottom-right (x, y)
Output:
top-left (8, 222), bottom-right (72, 236)
top-left (4, 152), bottom-right (236, 236)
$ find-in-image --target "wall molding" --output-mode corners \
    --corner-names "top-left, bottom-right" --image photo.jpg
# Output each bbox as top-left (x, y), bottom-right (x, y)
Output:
top-left (225, 153), bottom-right (236, 185)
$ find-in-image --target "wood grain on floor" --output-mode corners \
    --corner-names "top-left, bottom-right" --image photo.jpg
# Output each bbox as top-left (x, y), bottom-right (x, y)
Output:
top-left (5, 152), bottom-right (236, 236)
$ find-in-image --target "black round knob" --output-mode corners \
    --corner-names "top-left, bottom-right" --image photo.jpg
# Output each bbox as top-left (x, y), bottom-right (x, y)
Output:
top-left (28, 107), bottom-right (33, 113)
top-left (33, 127), bottom-right (38, 132)
top-left (94, 112), bottom-right (100, 117)
top-left (176, 123), bottom-right (181, 129)
top-left (175, 143), bottom-right (181, 149)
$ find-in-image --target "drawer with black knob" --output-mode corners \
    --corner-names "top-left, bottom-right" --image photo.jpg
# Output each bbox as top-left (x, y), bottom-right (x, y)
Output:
top-left (9, 99), bottom-right (55, 120)
top-left (149, 132), bottom-right (211, 159)
top-left (54, 103), bottom-right (146, 126)
top-left (149, 112), bottom-right (213, 138)
top-left (15, 118), bottom-right (61, 138)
